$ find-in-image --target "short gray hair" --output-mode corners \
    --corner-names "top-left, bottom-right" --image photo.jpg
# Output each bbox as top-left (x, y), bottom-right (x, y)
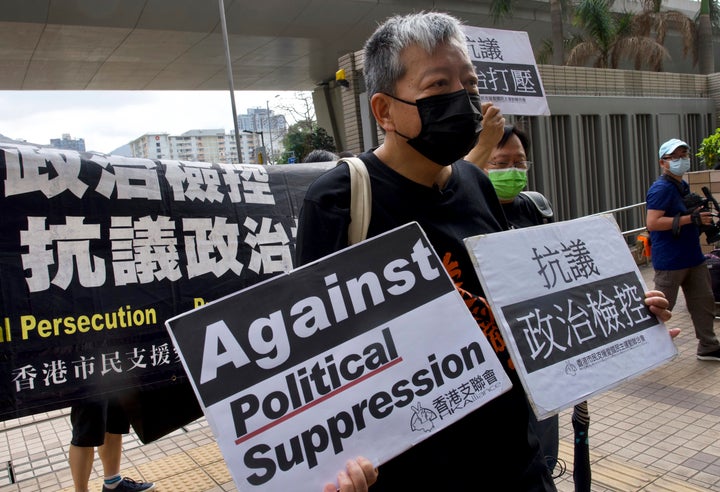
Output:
top-left (363, 11), bottom-right (469, 98)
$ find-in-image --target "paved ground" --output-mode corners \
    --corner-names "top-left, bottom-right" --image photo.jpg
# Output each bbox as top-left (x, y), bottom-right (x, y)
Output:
top-left (1, 262), bottom-right (719, 492)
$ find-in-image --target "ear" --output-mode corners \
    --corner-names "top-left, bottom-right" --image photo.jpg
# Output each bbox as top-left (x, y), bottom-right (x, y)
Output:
top-left (370, 93), bottom-right (395, 133)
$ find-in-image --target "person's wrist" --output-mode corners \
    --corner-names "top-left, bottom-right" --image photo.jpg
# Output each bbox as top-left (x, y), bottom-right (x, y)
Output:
top-left (691, 209), bottom-right (703, 227)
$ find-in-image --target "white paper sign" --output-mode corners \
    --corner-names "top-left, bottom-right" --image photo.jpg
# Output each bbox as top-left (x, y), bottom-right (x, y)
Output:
top-left (166, 222), bottom-right (511, 492)
top-left (464, 215), bottom-right (677, 419)
top-left (463, 25), bottom-right (551, 116)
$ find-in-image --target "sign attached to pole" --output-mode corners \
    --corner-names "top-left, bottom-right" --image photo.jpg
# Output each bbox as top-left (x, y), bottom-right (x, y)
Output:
top-left (462, 26), bottom-right (551, 116)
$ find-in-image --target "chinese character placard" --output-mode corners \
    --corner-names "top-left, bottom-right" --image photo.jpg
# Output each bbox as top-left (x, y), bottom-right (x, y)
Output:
top-left (462, 26), bottom-right (551, 116)
top-left (0, 142), bottom-right (335, 423)
top-left (464, 214), bottom-right (676, 419)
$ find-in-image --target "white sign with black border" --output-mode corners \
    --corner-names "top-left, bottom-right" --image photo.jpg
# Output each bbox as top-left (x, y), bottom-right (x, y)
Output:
top-left (464, 214), bottom-right (677, 420)
top-left (463, 25), bottom-right (551, 116)
top-left (166, 222), bottom-right (511, 492)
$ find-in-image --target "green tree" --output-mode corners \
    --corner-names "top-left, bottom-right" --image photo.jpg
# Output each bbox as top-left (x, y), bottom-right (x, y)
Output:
top-left (273, 92), bottom-right (335, 164)
top-left (279, 121), bottom-right (336, 164)
top-left (566, 0), bottom-right (669, 70)
top-left (697, 127), bottom-right (720, 168)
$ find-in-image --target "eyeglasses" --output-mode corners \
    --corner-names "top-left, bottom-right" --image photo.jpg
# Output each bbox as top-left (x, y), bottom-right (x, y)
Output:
top-left (487, 160), bottom-right (532, 170)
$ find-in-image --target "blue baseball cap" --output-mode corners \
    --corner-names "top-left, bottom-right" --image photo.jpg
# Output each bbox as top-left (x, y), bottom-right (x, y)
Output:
top-left (658, 138), bottom-right (689, 159)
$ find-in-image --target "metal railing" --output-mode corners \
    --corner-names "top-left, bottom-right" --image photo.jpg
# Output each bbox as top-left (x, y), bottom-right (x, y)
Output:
top-left (590, 201), bottom-right (647, 237)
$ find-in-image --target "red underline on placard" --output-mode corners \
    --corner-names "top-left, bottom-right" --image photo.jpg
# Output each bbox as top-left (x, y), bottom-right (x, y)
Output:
top-left (235, 357), bottom-right (403, 445)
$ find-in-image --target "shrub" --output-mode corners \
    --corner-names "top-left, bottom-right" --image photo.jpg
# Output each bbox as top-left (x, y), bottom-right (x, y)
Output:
top-left (697, 128), bottom-right (720, 169)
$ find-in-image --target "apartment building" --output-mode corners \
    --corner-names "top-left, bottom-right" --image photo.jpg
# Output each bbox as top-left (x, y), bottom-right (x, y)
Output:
top-left (50, 133), bottom-right (85, 152)
top-left (127, 129), bottom-right (259, 163)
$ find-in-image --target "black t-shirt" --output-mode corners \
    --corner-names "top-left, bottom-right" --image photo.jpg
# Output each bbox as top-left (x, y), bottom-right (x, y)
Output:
top-left (296, 152), bottom-right (556, 491)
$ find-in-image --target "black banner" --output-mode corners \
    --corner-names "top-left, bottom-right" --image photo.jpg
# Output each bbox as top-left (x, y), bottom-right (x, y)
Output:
top-left (501, 272), bottom-right (656, 373)
top-left (0, 144), bottom-right (333, 422)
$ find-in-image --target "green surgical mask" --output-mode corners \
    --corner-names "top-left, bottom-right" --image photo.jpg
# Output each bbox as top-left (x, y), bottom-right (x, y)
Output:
top-left (487, 168), bottom-right (528, 200)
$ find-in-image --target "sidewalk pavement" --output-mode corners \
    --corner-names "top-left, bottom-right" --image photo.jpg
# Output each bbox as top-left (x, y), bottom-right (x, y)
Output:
top-left (1, 263), bottom-right (719, 492)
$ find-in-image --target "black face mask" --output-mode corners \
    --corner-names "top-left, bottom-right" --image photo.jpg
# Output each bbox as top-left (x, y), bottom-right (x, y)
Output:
top-left (387, 89), bottom-right (483, 166)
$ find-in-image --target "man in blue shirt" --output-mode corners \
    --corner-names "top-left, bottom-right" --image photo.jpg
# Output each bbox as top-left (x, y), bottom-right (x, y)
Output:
top-left (646, 138), bottom-right (720, 361)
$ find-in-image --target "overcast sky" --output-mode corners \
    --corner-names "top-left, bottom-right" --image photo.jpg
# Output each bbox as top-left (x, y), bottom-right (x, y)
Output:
top-left (0, 90), bottom-right (310, 154)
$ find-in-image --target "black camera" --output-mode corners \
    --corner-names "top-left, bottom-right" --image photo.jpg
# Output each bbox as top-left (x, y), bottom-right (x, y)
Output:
top-left (684, 186), bottom-right (720, 244)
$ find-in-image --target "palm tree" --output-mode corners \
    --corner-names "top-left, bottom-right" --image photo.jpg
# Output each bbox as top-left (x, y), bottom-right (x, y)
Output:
top-left (566, 0), bottom-right (670, 70)
top-left (489, 0), bottom-right (514, 23)
top-left (698, 0), bottom-right (715, 74)
top-left (550, 0), bottom-right (566, 65)
top-left (490, 0), bottom-right (566, 65)
top-left (632, 0), bottom-right (697, 71)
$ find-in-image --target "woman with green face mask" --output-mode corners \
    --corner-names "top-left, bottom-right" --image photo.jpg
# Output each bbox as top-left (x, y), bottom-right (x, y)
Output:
top-left (482, 124), bottom-right (550, 229)
top-left (466, 117), bottom-right (593, 492)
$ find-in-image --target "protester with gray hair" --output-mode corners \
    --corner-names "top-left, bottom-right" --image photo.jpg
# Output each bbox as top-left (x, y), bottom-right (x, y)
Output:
top-left (297, 11), bottom-right (673, 492)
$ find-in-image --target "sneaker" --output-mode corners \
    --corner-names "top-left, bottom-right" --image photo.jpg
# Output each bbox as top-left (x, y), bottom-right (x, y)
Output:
top-left (697, 349), bottom-right (720, 361)
top-left (102, 477), bottom-right (156, 492)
